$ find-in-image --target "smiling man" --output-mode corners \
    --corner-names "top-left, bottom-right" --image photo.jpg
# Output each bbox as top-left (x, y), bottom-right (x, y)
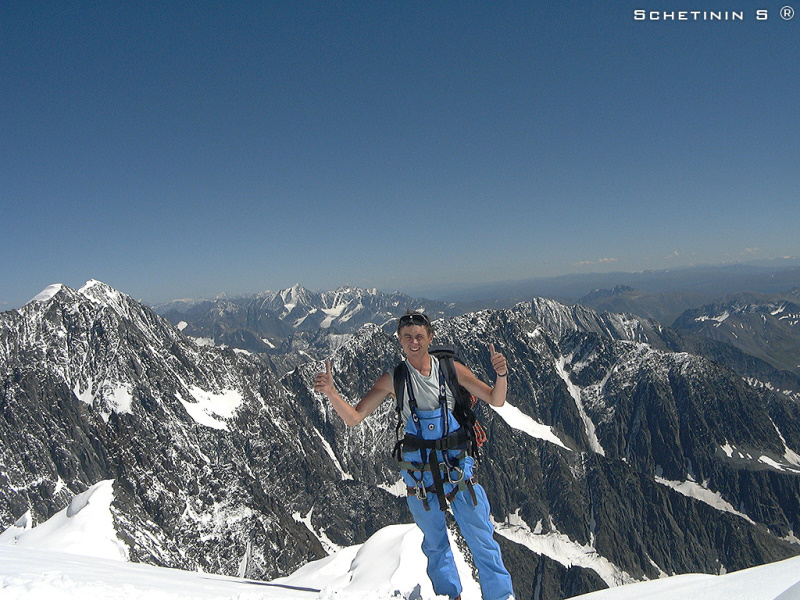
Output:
top-left (313, 311), bottom-right (515, 600)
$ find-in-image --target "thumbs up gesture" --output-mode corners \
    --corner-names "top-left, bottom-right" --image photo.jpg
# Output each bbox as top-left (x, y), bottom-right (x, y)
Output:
top-left (489, 343), bottom-right (508, 377)
top-left (313, 359), bottom-right (336, 396)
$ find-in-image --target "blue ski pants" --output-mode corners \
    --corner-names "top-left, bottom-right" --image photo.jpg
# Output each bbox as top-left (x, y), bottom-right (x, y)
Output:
top-left (407, 481), bottom-right (514, 600)
top-left (401, 408), bottom-right (513, 600)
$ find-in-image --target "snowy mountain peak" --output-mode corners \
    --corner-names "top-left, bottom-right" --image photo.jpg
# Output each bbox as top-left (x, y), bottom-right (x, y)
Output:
top-left (26, 280), bottom-right (130, 314)
top-left (28, 283), bottom-right (66, 304)
top-left (78, 279), bottom-right (120, 299)
top-left (78, 279), bottom-right (129, 308)
top-left (286, 283), bottom-right (307, 295)
top-left (279, 283), bottom-right (313, 305)
top-left (527, 296), bottom-right (662, 346)
top-left (78, 279), bottom-right (107, 292)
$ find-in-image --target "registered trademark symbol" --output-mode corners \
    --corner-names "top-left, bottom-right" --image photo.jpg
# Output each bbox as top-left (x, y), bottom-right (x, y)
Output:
top-left (781, 6), bottom-right (795, 19)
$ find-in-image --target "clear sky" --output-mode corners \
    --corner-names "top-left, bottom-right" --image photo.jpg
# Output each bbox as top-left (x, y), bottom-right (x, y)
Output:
top-left (2, 1), bottom-right (798, 309)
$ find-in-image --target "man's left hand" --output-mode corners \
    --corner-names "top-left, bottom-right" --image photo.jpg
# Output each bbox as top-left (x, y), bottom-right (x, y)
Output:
top-left (489, 343), bottom-right (508, 377)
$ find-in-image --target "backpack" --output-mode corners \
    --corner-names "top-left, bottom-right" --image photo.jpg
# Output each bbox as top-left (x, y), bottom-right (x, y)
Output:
top-left (392, 345), bottom-right (487, 461)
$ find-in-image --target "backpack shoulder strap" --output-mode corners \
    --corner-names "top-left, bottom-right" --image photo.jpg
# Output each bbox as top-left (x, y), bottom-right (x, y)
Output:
top-left (391, 362), bottom-right (409, 453)
top-left (433, 347), bottom-right (483, 457)
top-left (434, 351), bottom-right (464, 410)
top-left (393, 362), bottom-right (408, 414)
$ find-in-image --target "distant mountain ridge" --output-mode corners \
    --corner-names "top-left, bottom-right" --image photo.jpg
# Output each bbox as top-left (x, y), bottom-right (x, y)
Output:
top-left (577, 285), bottom-right (712, 325)
top-left (155, 284), bottom-right (462, 352)
top-left (416, 261), bottom-right (800, 305)
top-left (671, 291), bottom-right (800, 376)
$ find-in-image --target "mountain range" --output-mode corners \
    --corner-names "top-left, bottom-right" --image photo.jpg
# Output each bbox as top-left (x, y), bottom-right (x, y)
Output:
top-left (2, 279), bottom-right (800, 600)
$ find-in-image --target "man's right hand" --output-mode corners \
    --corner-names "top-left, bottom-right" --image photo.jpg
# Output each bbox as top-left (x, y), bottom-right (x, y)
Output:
top-left (313, 359), bottom-right (336, 396)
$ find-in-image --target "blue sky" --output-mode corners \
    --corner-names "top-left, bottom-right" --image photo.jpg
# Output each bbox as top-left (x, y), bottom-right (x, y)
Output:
top-left (2, 1), bottom-right (798, 308)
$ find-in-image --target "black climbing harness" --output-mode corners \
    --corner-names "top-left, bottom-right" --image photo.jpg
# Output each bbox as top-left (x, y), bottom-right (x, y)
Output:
top-left (393, 357), bottom-right (478, 511)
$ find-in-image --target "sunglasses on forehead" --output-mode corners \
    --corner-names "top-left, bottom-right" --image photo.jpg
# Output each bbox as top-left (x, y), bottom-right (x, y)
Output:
top-left (398, 313), bottom-right (431, 328)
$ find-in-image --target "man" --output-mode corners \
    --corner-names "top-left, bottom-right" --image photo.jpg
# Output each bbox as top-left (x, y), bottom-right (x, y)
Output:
top-left (313, 311), bottom-right (515, 600)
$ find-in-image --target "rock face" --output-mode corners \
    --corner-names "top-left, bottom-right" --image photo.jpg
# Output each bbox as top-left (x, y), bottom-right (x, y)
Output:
top-left (2, 281), bottom-right (800, 599)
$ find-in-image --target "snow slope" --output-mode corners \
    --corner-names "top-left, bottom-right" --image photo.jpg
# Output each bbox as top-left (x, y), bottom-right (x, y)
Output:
top-left (0, 480), bottom-right (473, 599)
top-left (0, 480), bottom-right (128, 561)
top-left (575, 557), bottom-right (800, 600)
top-left (3, 532), bottom-right (800, 600)
top-left (3, 480), bottom-right (800, 600)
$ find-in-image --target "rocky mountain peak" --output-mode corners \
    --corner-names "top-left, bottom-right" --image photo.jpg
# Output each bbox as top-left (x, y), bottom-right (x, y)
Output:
top-left (279, 283), bottom-right (315, 306)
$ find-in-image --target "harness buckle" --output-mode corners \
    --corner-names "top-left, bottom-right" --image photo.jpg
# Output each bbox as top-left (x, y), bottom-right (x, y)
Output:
top-left (443, 463), bottom-right (464, 484)
top-left (415, 481), bottom-right (428, 500)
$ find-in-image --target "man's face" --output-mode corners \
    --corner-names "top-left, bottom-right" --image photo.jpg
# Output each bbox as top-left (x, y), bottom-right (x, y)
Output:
top-left (398, 324), bottom-right (433, 360)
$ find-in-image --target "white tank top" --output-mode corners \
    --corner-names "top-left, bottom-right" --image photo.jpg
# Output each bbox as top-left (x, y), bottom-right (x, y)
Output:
top-left (399, 355), bottom-right (455, 425)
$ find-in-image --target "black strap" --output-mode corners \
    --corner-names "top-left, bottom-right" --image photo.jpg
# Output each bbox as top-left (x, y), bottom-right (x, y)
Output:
top-left (466, 477), bottom-right (478, 506)
top-left (437, 354), bottom-right (461, 408)
top-left (402, 363), bottom-right (422, 431)
top-left (393, 363), bottom-right (406, 442)
top-left (399, 429), bottom-right (470, 452)
top-left (437, 363), bottom-right (449, 439)
top-left (428, 446), bottom-right (447, 510)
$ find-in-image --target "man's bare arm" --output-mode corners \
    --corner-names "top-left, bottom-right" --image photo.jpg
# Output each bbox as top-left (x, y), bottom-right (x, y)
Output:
top-left (313, 361), bottom-right (394, 427)
top-left (454, 344), bottom-right (508, 407)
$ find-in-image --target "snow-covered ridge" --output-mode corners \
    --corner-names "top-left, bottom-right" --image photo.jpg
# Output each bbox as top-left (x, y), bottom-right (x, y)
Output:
top-left (3, 480), bottom-right (800, 599)
top-left (527, 297), bottom-right (659, 345)
top-left (0, 480), bottom-right (128, 561)
top-left (3, 541), bottom-right (800, 600)
top-left (275, 523), bottom-right (478, 599)
top-left (0, 481), bottom-right (478, 599)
